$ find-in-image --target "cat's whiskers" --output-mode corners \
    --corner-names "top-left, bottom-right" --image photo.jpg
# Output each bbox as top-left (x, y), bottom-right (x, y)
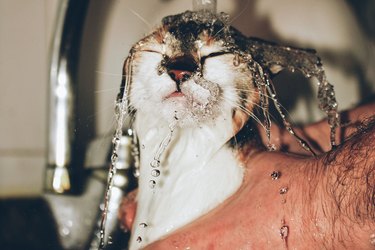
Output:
top-left (236, 96), bottom-right (283, 129)
top-left (234, 86), bottom-right (297, 124)
top-left (128, 8), bottom-right (152, 31)
top-left (230, 91), bottom-right (260, 109)
top-left (127, 86), bottom-right (154, 103)
top-left (95, 70), bottom-right (125, 78)
top-left (221, 97), bottom-right (266, 132)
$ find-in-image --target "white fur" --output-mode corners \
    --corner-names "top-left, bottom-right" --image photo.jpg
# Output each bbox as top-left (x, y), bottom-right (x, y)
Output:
top-left (128, 37), bottom-right (252, 249)
top-left (128, 111), bottom-right (243, 249)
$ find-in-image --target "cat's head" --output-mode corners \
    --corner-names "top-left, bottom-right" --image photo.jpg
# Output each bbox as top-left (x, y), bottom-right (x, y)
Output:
top-left (124, 11), bottom-right (258, 131)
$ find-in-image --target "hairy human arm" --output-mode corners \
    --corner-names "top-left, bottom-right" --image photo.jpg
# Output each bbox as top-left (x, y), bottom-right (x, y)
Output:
top-left (322, 117), bottom-right (375, 242)
top-left (302, 116), bottom-right (375, 248)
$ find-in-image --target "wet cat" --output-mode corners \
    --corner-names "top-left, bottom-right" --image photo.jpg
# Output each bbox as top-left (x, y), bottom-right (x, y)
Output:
top-left (118, 10), bottom-right (339, 249)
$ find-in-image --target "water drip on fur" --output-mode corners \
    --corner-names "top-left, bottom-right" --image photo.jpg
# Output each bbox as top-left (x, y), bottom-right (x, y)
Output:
top-left (98, 52), bottom-right (134, 248)
top-left (148, 121), bottom-right (177, 187)
top-left (151, 169), bottom-right (161, 177)
top-left (149, 180), bottom-right (156, 189)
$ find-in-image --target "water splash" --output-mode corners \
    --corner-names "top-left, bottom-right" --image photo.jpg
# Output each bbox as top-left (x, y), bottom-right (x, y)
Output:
top-left (266, 75), bottom-right (316, 155)
top-left (246, 39), bottom-right (340, 150)
top-left (256, 68), bottom-right (272, 150)
top-left (98, 52), bottom-right (134, 248)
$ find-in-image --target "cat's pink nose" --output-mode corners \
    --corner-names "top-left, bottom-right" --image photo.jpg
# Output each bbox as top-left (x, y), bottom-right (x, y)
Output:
top-left (166, 55), bottom-right (197, 84)
top-left (167, 69), bottom-right (192, 83)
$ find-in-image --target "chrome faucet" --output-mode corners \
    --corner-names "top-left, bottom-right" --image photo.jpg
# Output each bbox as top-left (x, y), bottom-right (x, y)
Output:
top-left (45, 0), bottom-right (89, 194)
top-left (44, 1), bottom-right (135, 249)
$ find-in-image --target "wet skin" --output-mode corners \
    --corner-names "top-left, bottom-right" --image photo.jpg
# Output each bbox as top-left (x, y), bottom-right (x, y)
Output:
top-left (120, 102), bottom-right (375, 249)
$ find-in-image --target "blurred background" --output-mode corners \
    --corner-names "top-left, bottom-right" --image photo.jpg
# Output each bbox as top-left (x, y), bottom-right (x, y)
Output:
top-left (0, 0), bottom-right (374, 249)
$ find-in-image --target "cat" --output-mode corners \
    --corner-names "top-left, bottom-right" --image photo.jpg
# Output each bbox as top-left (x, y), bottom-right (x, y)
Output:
top-left (118, 10), bottom-right (339, 249)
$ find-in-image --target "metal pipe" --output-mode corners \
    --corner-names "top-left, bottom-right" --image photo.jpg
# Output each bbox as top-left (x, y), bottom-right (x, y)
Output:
top-left (45, 0), bottom-right (90, 194)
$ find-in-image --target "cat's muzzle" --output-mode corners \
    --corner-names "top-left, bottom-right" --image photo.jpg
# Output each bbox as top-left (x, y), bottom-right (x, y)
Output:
top-left (166, 55), bottom-right (199, 90)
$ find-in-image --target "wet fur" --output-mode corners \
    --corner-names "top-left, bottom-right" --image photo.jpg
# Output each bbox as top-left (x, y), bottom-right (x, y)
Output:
top-left (126, 19), bottom-right (258, 249)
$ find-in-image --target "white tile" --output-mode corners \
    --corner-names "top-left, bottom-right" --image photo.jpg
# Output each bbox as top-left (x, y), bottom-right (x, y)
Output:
top-left (0, 0), bottom-right (48, 151)
top-left (0, 155), bottom-right (45, 197)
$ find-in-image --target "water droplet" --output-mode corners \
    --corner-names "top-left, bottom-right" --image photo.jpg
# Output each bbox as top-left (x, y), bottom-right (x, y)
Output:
top-left (233, 54), bottom-right (240, 66)
top-left (99, 203), bottom-right (105, 211)
top-left (279, 187), bottom-right (288, 194)
top-left (150, 159), bottom-right (160, 168)
top-left (370, 234), bottom-right (375, 246)
top-left (271, 171), bottom-right (281, 180)
top-left (280, 225), bottom-right (289, 240)
top-left (66, 220), bottom-right (73, 227)
top-left (149, 180), bottom-right (156, 189)
top-left (141, 144), bottom-right (145, 149)
top-left (157, 65), bottom-right (165, 75)
top-left (137, 41), bottom-right (144, 47)
top-left (108, 236), bottom-right (113, 245)
top-left (112, 137), bottom-right (120, 144)
top-left (127, 128), bottom-right (133, 136)
top-left (60, 227), bottom-right (70, 236)
top-left (151, 169), bottom-right (160, 177)
top-left (111, 152), bottom-right (118, 164)
top-left (133, 168), bottom-right (140, 178)
top-left (267, 143), bottom-right (277, 151)
top-left (139, 223), bottom-right (148, 228)
top-left (137, 236), bottom-right (142, 243)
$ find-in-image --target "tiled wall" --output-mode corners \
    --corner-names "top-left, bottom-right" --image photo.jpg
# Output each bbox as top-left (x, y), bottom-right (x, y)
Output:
top-left (0, 0), bottom-right (59, 196)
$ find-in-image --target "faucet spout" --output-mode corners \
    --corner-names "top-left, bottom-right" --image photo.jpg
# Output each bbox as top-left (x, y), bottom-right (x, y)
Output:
top-left (45, 0), bottom-right (90, 194)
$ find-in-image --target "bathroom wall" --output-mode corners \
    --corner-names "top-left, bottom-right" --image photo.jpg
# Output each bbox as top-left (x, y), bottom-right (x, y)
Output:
top-left (1, 0), bottom-right (373, 197)
top-left (0, 0), bottom-right (59, 196)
